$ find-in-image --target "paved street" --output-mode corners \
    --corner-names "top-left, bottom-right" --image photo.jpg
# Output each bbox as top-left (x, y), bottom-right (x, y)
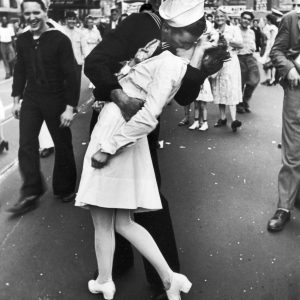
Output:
top-left (0, 66), bottom-right (300, 300)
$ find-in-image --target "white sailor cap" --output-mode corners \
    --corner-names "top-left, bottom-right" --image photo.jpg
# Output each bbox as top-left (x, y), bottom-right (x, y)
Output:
top-left (159, 0), bottom-right (205, 28)
top-left (20, 0), bottom-right (50, 10)
top-left (271, 8), bottom-right (283, 17)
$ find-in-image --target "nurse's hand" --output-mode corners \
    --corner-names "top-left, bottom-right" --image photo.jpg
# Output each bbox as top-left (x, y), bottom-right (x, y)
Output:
top-left (111, 89), bottom-right (144, 121)
top-left (91, 150), bottom-right (110, 169)
top-left (60, 105), bottom-right (74, 127)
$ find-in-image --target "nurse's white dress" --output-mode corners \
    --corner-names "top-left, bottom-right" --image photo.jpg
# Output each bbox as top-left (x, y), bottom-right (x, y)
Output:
top-left (75, 51), bottom-right (188, 212)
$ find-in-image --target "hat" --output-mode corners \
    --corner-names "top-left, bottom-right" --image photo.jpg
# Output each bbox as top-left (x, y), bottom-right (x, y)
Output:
top-left (271, 8), bottom-right (283, 17)
top-left (19, 0), bottom-right (50, 10)
top-left (159, 0), bottom-right (205, 28)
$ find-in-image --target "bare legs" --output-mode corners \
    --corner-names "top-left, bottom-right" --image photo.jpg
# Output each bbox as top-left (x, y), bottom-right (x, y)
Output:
top-left (189, 101), bottom-right (209, 131)
top-left (228, 105), bottom-right (237, 122)
top-left (178, 105), bottom-right (190, 126)
top-left (215, 104), bottom-right (242, 132)
top-left (218, 104), bottom-right (226, 121)
top-left (217, 104), bottom-right (237, 122)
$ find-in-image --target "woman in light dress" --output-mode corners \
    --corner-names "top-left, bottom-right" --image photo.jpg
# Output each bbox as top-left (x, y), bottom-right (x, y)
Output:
top-left (210, 9), bottom-right (243, 132)
top-left (83, 15), bottom-right (102, 55)
top-left (260, 14), bottom-right (278, 86)
top-left (82, 16), bottom-right (102, 89)
top-left (74, 42), bottom-right (213, 298)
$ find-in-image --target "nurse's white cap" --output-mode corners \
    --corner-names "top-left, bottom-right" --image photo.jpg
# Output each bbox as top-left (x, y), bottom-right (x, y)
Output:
top-left (159, 0), bottom-right (205, 28)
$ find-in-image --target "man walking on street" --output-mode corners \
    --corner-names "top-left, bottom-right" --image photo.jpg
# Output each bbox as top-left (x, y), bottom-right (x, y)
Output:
top-left (7, 0), bottom-right (78, 214)
top-left (0, 16), bottom-right (16, 79)
top-left (237, 11), bottom-right (260, 114)
top-left (267, 8), bottom-right (300, 232)
top-left (63, 11), bottom-right (86, 99)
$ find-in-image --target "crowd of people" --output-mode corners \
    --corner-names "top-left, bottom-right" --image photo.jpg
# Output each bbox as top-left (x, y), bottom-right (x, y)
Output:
top-left (178, 8), bottom-right (283, 133)
top-left (0, 3), bottom-right (158, 156)
top-left (1, 0), bottom-right (300, 299)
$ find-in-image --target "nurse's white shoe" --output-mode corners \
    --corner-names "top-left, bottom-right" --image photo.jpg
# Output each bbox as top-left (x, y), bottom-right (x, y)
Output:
top-left (88, 279), bottom-right (116, 299)
top-left (166, 272), bottom-right (192, 300)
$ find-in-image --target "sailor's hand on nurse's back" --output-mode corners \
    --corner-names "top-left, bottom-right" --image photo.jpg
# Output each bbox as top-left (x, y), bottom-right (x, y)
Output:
top-left (111, 89), bottom-right (144, 122)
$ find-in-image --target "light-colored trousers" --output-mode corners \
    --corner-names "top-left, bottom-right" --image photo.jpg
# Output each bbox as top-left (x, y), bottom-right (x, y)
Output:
top-left (278, 84), bottom-right (300, 210)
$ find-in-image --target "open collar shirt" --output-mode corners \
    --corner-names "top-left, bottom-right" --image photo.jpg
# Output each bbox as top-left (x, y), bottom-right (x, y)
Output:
top-left (237, 25), bottom-right (256, 55)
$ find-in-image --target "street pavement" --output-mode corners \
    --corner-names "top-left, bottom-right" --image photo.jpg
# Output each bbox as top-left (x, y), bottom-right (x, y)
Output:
top-left (0, 64), bottom-right (300, 300)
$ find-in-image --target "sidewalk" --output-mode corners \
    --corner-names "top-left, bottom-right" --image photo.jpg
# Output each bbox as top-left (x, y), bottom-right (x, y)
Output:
top-left (0, 60), bottom-right (7, 81)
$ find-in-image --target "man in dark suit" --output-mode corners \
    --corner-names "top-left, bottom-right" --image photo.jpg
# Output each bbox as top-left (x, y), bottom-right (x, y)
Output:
top-left (85, 0), bottom-right (225, 298)
top-left (267, 9), bottom-right (300, 232)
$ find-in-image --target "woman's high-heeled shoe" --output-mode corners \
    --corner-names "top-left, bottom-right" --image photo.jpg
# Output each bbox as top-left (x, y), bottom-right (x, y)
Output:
top-left (166, 273), bottom-right (192, 300)
top-left (88, 280), bottom-right (116, 300)
top-left (231, 120), bottom-right (242, 132)
top-left (0, 140), bottom-right (9, 154)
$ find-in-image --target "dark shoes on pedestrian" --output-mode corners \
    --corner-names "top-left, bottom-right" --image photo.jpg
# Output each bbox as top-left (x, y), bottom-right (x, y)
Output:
top-left (54, 191), bottom-right (76, 203)
top-left (231, 120), bottom-right (242, 132)
top-left (237, 103), bottom-right (251, 114)
top-left (7, 194), bottom-right (40, 215)
top-left (0, 140), bottom-right (9, 154)
top-left (267, 209), bottom-right (291, 232)
top-left (214, 118), bottom-right (227, 127)
top-left (178, 118), bottom-right (189, 126)
top-left (40, 147), bottom-right (54, 158)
